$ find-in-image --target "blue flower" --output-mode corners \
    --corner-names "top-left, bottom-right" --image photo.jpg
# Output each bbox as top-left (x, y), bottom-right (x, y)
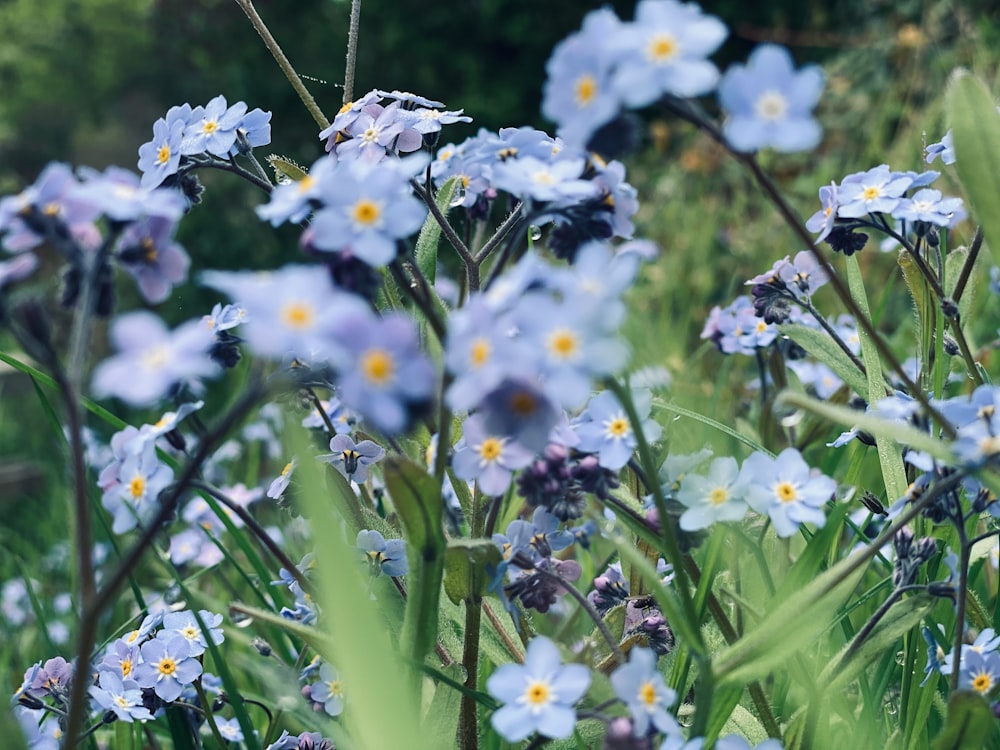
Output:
top-left (134, 636), bottom-right (203, 702)
top-left (91, 311), bottom-right (217, 406)
top-left (310, 662), bottom-right (345, 716)
top-left (542, 8), bottom-right (624, 149)
top-left (88, 671), bottom-right (154, 723)
top-left (75, 165), bottom-right (186, 222)
top-left (806, 182), bottom-right (839, 243)
top-left (215, 718), bottom-right (246, 742)
top-left (200, 264), bottom-right (371, 362)
top-left (926, 130), bottom-right (955, 165)
top-left (157, 609), bottom-right (224, 657)
top-left (308, 158), bottom-right (427, 266)
top-left (676, 455), bottom-right (749, 531)
top-left (836, 164), bottom-right (912, 219)
top-left (741, 447), bottom-right (835, 537)
top-left (181, 95), bottom-right (248, 156)
top-left (231, 107), bottom-right (272, 156)
top-left (478, 378), bottom-right (561, 453)
top-left (718, 44), bottom-right (823, 153)
top-left (267, 459), bottom-right (296, 500)
top-left (357, 529), bottom-right (408, 577)
top-left (332, 311), bottom-right (436, 435)
top-left (958, 649), bottom-right (1000, 695)
top-left (610, 646), bottom-right (679, 736)
top-left (609, 0), bottom-right (727, 107)
top-left (890, 188), bottom-right (965, 227)
top-left (116, 214), bottom-right (190, 304)
top-left (486, 636), bottom-right (592, 742)
top-left (573, 389), bottom-right (660, 470)
top-left (319, 434), bottom-right (385, 484)
top-left (452, 414), bottom-right (536, 496)
top-left (137, 116), bottom-right (185, 189)
top-left (101, 440), bottom-right (175, 533)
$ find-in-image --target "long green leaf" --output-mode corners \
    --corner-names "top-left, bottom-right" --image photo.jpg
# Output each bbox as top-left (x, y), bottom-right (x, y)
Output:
top-left (931, 691), bottom-right (995, 750)
top-left (414, 176), bottom-right (459, 284)
top-left (780, 323), bottom-right (869, 398)
top-left (846, 255), bottom-right (907, 502)
top-left (291, 426), bottom-right (430, 750)
top-left (385, 456), bottom-right (446, 675)
top-left (949, 70), bottom-right (1000, 268)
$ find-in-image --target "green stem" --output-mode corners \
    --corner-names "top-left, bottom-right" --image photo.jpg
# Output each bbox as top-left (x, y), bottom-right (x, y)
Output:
top-left (343, 0), bottom-right (362, 104)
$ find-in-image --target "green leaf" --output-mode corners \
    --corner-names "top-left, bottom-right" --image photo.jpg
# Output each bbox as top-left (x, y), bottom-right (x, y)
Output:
top-left (290, 427), bottom-right (430, 750)
top-left (931, 691), bottom-right (995, 750)
top-left (846, 254), bottom-right (908, 502)
top-left (779, 323), bottom-right (869, 398)
top-left (265, 154), bottom-right (309, 183)
top-left (713, 554), bottom-right (866, 686)
top-left (443, 538), bottom-right (502, 605)
top-left (422, 663), bottom-right (467, 746)
top-left (385, 456), bottom-right (446, 671)
top-left (415, 176), bottom-right (459, 284)
top-left (818, 593), bottom-right (937, 694)
top-left (948, 70), bottom-right (1000, 268)
top-left (777, 391), bottom-right (955, 464)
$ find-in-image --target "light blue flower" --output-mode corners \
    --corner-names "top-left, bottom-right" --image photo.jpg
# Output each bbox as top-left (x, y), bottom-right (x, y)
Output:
top-left (925, 130), bottom-right (955, 165)
top-left (452, 414), bottom-right (535, 496)
top-left (332, 311), bottom-right (436, 435)
top-left (676, 455), bottom-right (750, 531)
top-left (134, 636), bottom-right (203, 702)
top-left (215, 717), bottom-right (246, 742)
top-left (610, 646), bottom-right (679, 736)
top-left (319, 434), bottom-right (385, 484)
top-left (137, 116), bottom-right (185, 189)
top-left (357, 529), bottom-right (408, 577)
top-left (181, 95), bottom-right (248, 156)
top-left (88, 671), bottom-right (154, 723)
top-left (308, 157), bottom-right (427, 266)
top-left (157, 609), bottom-right (224, 657)
top-left (487, 636), bottom-right (591, 742)
top-left (310, 662), bottom-right (345, 716)
top-left (741, 447), bottom-right (835, 537)
top-left (573, 389), bottom-right (659, 470)
top-left (719, 44), bottom-right (823, 153)
top-left (610, 0), bottom-right (727, 107)
top-left (542, 8), bottom-right (624, 149)
top-left (806, 182), bottom-right (839, 243)
top-left (836, 164), bottom-right (912, 219)
top-left (890, 188), bottom-right (965, 227)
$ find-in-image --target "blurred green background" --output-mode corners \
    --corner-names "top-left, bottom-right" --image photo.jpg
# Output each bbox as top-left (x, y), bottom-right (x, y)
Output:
top-left (2, 0), bottom-right (999, 709)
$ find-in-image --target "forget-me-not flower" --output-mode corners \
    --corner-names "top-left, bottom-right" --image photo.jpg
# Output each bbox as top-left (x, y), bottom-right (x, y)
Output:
top-left (718, 44), bottom-right (823, 153)
top-left (741, 447), bottom-right (836, 537)
top-left (486, 635), bottom-right (591, 742)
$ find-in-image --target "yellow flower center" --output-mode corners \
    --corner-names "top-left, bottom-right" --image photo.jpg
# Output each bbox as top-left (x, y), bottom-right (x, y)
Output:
top-left (328, 679), bottom-right (344, 697)
top-left (129, 476), bottom-right (146, 499)
top-left (709, 487), bottom-right (729, 506)
top-left (648, 34), bottom-right (678, 62)
top-left (607, 417), bottom-right (629, 438)
top-left (202, 119), bottom-right (219, 135)
top-left (971, 671), bottom-right (994, 694)
top-left (182, 625), bottom-right (199, 640)
top-left (862, 186), bottom-right (881, 201)
top-left (575, 74), bottom-right (597, 106)
top-left (156, 144), bottom-right (172, 166)
top-left (338, 101), bottom-right (354, 115)
top-left (158, 657), bottom-right (177, 676)
top-left (361, 348), bottom-right (394, 385)
top-left (639, 681), bottom-right (657, 706)
top-left (282, 302), bottom-right (314, 330)
top-left (281, 462), bottom-right (293, 477)
top-left (548, 329), bottom-right (579, 360)
top-left (525, 679), bottom-right (551, 706)
top-left (353, 199), bottom-right (382, 226)
top-left (114, 695), bottom-right (129, 708)
top-left (297, 174), bottom-right (316, 193)
top-left (121, 658), bottom-right (133, 677)
top-left (478, 437), bottom-right (503, 462)
top-left (470, 338), bottom-right (491, 368)
top-left (776, 481), bottom-right (798, 503)
top-left (141, 237), bottom-right (158, 263)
